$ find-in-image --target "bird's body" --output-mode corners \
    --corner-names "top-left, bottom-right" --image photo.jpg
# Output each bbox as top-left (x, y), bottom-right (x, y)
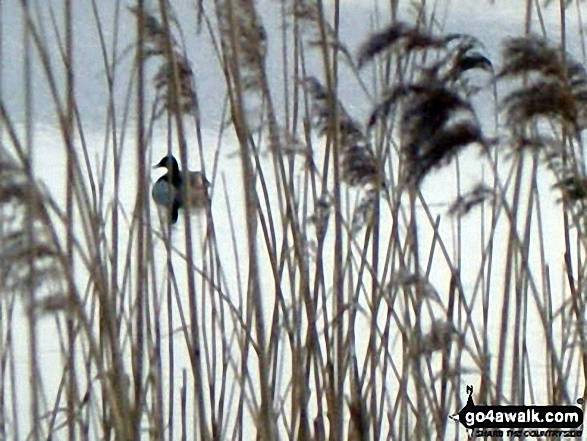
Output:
top-left (183, 171), bottom-right (210, 209)
top-left (152, 154), bottom-right (209, 224)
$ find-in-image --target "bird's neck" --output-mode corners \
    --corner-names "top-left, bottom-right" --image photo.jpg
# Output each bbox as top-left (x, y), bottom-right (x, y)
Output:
top-left (168, 165), bottom-right (182, 185)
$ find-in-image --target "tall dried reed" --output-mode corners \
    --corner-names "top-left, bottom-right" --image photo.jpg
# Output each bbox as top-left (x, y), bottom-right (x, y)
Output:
top-left (0, 0), bottom-right (585, 439)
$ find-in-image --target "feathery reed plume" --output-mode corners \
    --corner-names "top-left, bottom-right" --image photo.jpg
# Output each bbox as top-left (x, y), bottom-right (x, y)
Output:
top-left (370, 83), bottom-right (483, 186)
top-left (409, 121), bottom-right (483, 183)
top-left (357, 22), bottom-right (445, 68)
top-left (0, 152), bottom-right (64, 304)
top-left (555, 176), bottom-right (587, 202)
top-left (130, 5), bottom-right (197, 115)
top-left (498, 36), bottom-right (578, 80)
top-left (499, 36), bottom-right (587, 224)
top-left (216, 0), bottom-right (267, 93)
top-left (448, 184), bottom-right (495, 217)
top-left (293, 0), bottom-right (354, 62)
top-left (351, 187), bottom-right (378, 234)
top-left (500, 36), bottom-right (587, 134)
top-left (420, 320), bottom-right (459, 355)
top-left (359, 24), bottom-right (492, 81)
top-left (309, 195), bottom-right (332, 236)
top-left (525, 132), bottom-right (587, 222)
top-left (503, 81), bottom-right (586, 132)
top-left (304, 77), bottom-right (383, 188)
top-left (444, 39), bottom-right (493, 83)
top-left (361, 26), bottom-right (489, 186)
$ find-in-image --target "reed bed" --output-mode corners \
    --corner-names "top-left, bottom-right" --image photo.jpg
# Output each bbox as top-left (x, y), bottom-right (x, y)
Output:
top-left (0, 0), bottom-right (585, 439)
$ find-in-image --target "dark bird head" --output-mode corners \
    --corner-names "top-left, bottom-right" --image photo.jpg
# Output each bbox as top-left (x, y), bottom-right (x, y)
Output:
top-left (154, 154), bottom-right (181, 186)
top-left (154, 154), bottom-right (179, 171)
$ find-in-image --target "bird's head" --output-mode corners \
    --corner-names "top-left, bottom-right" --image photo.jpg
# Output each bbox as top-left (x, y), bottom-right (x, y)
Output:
top-left (154, 154), bottom-right (179, 171)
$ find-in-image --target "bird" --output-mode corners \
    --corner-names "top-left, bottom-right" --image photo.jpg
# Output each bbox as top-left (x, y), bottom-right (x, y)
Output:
top-left (152, 154), bottom-right (210, 224)
top-left (152, 155), bottom-right (183, 223)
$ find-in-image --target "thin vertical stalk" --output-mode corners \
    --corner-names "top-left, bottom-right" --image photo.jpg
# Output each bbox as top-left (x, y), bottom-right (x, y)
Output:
top-left (0, 0), bottom-right (6, 436)
top-left (64, 0), bottom-right (78, 437)
top-left (133, 1), bottom-right (146, 438)
top-left (22, 0), bottom-right (39, 438)
top-left (559, 0), bottom-right (587, 404)
top-left (409, 188), bottom-right (427, 439)
top-left (312, 0), bottom-right (345, 437)
top-left (495, 153), bottom-right (525, 402)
